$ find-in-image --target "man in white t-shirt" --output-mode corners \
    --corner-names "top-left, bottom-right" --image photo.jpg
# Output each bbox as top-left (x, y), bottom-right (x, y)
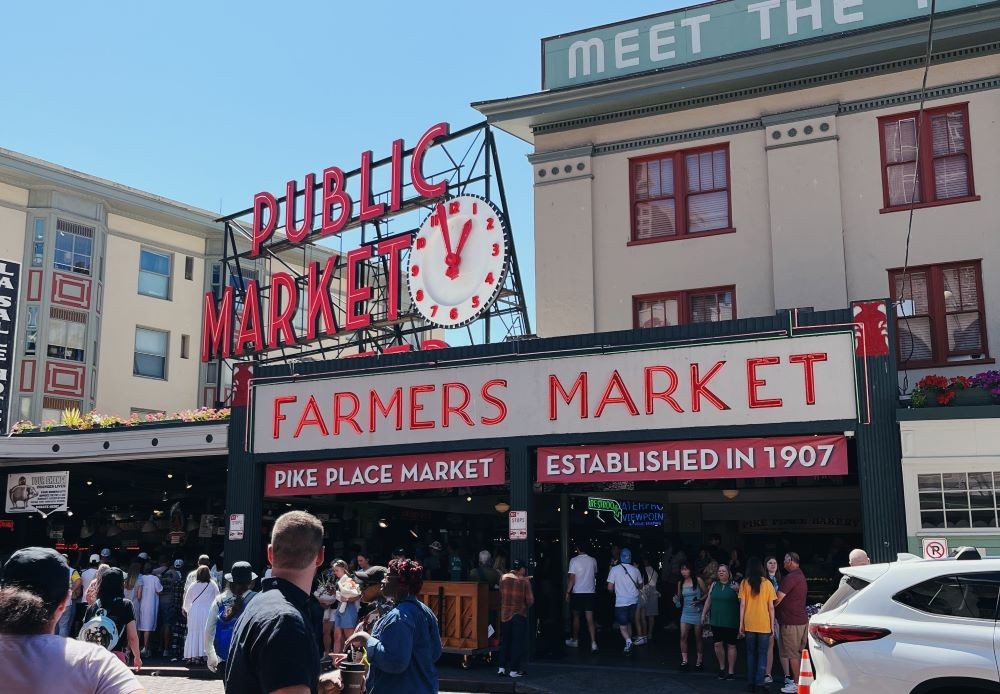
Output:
top-left (606, 547), bottom-right (642, 655)
top-left (0, 547), bottom-right (144, 694)
top-left (565, 542), bottom-right (599, 653)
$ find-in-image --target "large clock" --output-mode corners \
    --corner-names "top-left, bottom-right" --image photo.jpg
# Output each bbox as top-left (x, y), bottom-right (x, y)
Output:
top-left (407, 194), bottom-right (509, 328)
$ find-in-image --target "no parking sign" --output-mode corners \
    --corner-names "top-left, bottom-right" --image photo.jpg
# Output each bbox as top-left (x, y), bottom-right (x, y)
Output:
top-left (922, 537), bottom-right (949, 560)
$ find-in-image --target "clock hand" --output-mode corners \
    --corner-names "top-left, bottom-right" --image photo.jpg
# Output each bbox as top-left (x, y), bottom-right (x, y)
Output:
top-left (446, 219), bottom-right (474, 279)
top-left (436, 203), bottom-right (454, 256)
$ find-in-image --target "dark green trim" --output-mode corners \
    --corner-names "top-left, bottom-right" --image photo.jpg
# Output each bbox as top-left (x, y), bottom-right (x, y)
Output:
top-left (898, 405), bottom-right (1000, 420)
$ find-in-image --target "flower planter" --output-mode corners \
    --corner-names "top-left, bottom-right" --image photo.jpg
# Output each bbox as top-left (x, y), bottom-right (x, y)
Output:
top-left (953, 387), bottom-right (994, 407)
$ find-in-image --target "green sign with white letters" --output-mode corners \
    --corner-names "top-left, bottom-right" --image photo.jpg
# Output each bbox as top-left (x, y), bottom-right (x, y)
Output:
top-left (541, 0), bottom-right (990, 90)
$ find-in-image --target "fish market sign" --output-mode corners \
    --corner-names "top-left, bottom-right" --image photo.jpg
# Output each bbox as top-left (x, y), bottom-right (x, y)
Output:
top-left (542, 0), bottom-right (986, 89)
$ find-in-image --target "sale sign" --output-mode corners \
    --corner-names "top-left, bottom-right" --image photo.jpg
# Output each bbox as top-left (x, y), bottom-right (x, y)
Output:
top-left (265, 449), bottom-right (505, 497)
top-left (537, 435), bottom-right (848, 484)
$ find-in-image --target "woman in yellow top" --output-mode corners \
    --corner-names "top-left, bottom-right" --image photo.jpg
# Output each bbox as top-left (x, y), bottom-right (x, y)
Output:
top-left (738, 557), bottom-right (777, 694)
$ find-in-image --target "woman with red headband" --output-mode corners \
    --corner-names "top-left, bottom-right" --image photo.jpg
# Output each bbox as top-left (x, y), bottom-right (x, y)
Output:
top-left (347, 558), bottom-right (441, 693)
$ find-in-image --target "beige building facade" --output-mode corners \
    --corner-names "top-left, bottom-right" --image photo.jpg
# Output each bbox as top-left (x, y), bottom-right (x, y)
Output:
top-left (476, 2), bottom-right (1000, 390)
top-left (0, 149), bottom-right (341, 424)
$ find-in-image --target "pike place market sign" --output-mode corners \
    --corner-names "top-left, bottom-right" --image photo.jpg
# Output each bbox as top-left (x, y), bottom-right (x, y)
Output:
top-left (542, 0), bottom-right (988, 90)
top-left (251, 332), bottom-right (858, 454)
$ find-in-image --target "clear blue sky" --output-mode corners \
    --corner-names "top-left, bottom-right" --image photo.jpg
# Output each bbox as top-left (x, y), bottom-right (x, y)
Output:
top-left (0, 1), bottom-right (688, 328)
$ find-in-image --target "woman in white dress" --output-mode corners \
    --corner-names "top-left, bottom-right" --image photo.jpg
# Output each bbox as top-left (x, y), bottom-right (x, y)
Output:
top-left (182, 564), bottom-right (220, 665)
top-left (138, 561), bottom-right (163, 657)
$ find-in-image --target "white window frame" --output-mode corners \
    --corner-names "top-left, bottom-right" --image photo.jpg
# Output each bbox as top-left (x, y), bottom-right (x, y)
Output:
top-left (139, 248), bottom-right (172, 300)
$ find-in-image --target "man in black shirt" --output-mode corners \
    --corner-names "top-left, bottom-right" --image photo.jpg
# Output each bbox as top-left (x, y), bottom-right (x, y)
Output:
top-left (225, 511), bottom-right (333, 694)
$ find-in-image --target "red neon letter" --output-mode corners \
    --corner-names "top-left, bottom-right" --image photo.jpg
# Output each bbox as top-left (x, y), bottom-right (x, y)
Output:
top-left (345, 245), bottom-right (373, 331)
top-left (285, 174), bottom-right (315, 244)
top-left (333, 392), bottom-right (363, 435)
top-left (267, 272), bottom-right (298, 349)
top-left (273, 395), bottom-right (297, 439)
top-left (293, 396), bottom-right (329, 438)
top-left (358, 150), bottom-right (386, 222)
top-left (234, 280), bottom-right (265, 356)
top-left (377, 234), bottom-right (411, 321)
top-left (390, 138), bottom-right (404, 212)
top-left (594, 370), bottom-right (639, 417)
top-left (789, 352), bottom-right (828, 405)
top-left (305, 258), bottom-right (339, 341)
top-left (747, 356), bottom-right (783, 409)
top-left (251, 192), bottom-right (277, 257)
top-left (201, 287), bottom-right (233, 361)
top-left (480, 379), bottom-right (508, 425)
top-left (548, 373), bottom-right (588, 421)
top-left (691, 361), bottom-right (730, 412)
top-left (409, 385), bottom-right (435, 429)
top-left (443, 382), bottom-right (474, 428)
top-left (644, 366), bottom-right (683, 414)
top-left (321, 166), bottom-right (352, 236)
top-left (411, 122), bottom-right (450, 199)
top-left (370, 388), bottom-right (403, 431)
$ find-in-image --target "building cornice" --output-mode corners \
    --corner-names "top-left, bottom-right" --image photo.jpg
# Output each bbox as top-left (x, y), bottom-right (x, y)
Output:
top-left (473, 5), bottom-right (1000, 142)
top-left (0, 147), bottom-right (222, 239)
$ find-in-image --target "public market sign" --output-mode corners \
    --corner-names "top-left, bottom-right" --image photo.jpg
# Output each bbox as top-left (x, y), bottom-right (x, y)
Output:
top-left (265, 449), bottom-right (505, 496)
top-left (252, 332), bottom-right (858, 454)
top-left (540, 434), bottom-right (848, 483)
top-left (202, 123), bottom-right (513, 360)
top-left (542, 0), bottom-right (986, 90)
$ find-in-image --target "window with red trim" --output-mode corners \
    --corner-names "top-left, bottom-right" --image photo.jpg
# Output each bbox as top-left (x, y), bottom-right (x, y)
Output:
top-left (879, 104), bottom-right (976, 211)
top-left (630, 144), bottom-right (731, 242)
top-left (889, 260), bottom-right (988, 367)
top-left (633, 286), bottom-right (735, 328)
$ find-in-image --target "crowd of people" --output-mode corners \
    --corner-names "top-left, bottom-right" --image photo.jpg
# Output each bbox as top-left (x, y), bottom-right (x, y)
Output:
top-left (0, 513), bottom-right (447, 693)
top-left (565, 536), bottom-right (871, 694)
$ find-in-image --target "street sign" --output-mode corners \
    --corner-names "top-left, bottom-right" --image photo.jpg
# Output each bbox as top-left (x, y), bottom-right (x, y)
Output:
top-left (508, 510), bottom-right (527, 540)
top-left (922, 537), bottom-right (949, 560)
top-left (229, 513), bottom-right (245, 541)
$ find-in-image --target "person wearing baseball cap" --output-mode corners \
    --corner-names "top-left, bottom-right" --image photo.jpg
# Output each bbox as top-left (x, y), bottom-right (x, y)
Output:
top-left (0, 547), bottom-right (144, 693)
top-left (205, 562), bottom-right (259, 674)
top-left (354, 566), bottom-right (390, 632)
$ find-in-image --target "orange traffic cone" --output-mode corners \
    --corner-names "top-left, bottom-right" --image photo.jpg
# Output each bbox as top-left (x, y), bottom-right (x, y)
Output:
top-left (797, 649), bottom-right (814, 693)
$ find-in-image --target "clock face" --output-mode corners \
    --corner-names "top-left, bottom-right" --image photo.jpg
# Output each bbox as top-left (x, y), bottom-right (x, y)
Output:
top-left (407, 195), bottom-right (509, 328)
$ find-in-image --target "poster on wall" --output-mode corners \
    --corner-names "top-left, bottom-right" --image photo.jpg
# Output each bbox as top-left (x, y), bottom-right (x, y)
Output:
top-left (0, 258), bottom-right (21, 434)
top-left (5, 470), bottom-right (69, 516)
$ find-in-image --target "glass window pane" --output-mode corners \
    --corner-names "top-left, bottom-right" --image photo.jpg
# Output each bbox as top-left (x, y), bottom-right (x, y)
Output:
top-left (648, 160), bottom-right (661, 198)
top-left (66, 322), bottom-right (86, 350)
top-left (134, 353), bottom-right (166, 379)
top-left (140, 250), bottom-right (170, 275)
top-left (917, 473), bottom-right (942, 492)
top-left (934, 155), bottom-right (969, 200)
top-left (887, 163), bottom-right (921, 206)
top-left (969, 488), bottom-right (995, 509)
top-left (637, 298), bottom-right (679, 328)
top-left (687, 191), bottom-right (729, 232)
top-left (947, 312), bottom-right (982, 353)
top-left (635, 199), bottom-right (676, 239)
top-left (971, 511), bottom-right (998, 528)
top-left (135, 328), bottom-right (168, 356)
top-left (945, 510), bottom-right (971, 528)
top-left (895, 575), bottom-right (1000, 619)
top-left (55, 232), bottom-right (74, 253)
top-left (139, 271), bottom-right (170, 299)
top-left (919, 492), bottom-right (943, 510)
top-left (48, 318), bottom-right (67, 346)
top-left (930, 111), bottom-right (966, 156)
top-left (921, 511), bottom-right (945, 529)
top-left (943, 473), bottom-right (969, 491)
top-left (33, 218), bottom-right (45, 241)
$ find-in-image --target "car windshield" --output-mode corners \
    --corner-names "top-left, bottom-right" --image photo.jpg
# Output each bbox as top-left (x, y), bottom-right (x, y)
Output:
top-left (817, 575), bottom-right (871, 614)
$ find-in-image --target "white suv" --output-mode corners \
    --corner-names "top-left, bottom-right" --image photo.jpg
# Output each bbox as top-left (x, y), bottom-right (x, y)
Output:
top-left (809, 551), bottom-right (1000, 694)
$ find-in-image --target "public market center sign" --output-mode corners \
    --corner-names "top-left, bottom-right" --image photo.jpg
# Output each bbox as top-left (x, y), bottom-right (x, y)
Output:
top-left (251, 332), bottom-right (858, 454)
top-left (541, 0), bottom-right (987, 90)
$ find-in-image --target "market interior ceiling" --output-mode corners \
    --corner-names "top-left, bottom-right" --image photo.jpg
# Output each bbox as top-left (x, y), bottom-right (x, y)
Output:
top-left (58, 455), bottom-right (227, 512)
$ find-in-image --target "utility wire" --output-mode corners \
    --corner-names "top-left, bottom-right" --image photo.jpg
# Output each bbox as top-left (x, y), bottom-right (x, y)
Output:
top-left (898, 0), bottom-right (937, 395)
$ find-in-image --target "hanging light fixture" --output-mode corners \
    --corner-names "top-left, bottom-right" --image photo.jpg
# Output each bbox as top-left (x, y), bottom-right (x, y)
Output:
top-left (66, 509), bottom-right (74, 517)
top-left (465, 496), bottom-right (472, 502)
top-left (378, 518), bottom-right (389, 529)
top-left (409, 528), bottom-right (419, 539)
top-left (494, 501), bottom-right (511, 513)
top-left (722, 489), bottom-right (740, 500)
top-left (185, 476), bottom-right (193, 490)
top-left (167, 471), bottom-right (173, 479)
top-left (86, 479), bottom-right (93, 486)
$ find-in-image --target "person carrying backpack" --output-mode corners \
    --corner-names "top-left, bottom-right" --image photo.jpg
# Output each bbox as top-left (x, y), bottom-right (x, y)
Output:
top-left (80, 568), bottom-right (143, 670)
top-left (205, 561), bottom-right (258, 678)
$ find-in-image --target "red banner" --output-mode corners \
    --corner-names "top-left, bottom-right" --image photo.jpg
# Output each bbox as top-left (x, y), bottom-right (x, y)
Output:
top-left (265, 449), bottom-right (506, 497)
top-left (537, 435), bottom-right (848, 484)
